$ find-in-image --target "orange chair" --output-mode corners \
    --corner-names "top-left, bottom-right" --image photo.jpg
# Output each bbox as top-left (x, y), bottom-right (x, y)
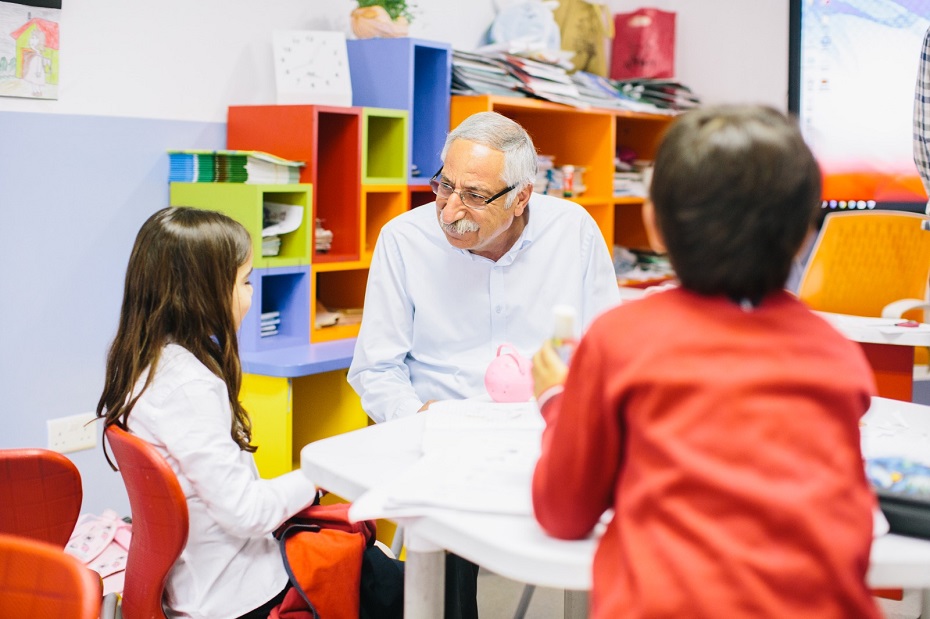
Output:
top-left (798, 210), bottom-right (930, 400)
top-left (106, 425), bottom-right (189, 619)
top-left (0, 447), bottom-right (82, 547)
top-left (0, 532), bottom-right (102, 618)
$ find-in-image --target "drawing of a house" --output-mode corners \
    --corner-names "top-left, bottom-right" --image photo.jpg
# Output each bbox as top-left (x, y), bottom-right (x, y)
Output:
top-left (11, 18), bottom-right (59, 86)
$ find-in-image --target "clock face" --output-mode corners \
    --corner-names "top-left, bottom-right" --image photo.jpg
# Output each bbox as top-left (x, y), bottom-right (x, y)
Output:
top-left (273, 31), bottom-right (353, 106)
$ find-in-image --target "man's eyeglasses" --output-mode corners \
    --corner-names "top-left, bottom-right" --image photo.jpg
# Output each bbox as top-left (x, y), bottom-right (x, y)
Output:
top-left (429, 167), bottom-right (517, 210)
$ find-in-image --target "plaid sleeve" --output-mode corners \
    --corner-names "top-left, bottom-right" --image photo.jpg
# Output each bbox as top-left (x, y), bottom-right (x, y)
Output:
top-left (913, 25), bottom-right (930, 212)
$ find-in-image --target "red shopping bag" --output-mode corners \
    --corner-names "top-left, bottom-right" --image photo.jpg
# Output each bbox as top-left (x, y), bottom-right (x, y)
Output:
top-left (610, 8), bottom-right (676, 80)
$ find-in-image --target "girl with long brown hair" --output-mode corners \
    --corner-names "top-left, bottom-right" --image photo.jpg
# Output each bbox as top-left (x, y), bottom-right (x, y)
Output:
top-left (97, 207), bottom-right (318, 619)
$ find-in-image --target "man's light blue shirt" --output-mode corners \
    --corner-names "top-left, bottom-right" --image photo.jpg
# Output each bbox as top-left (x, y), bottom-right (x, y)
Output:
top-left (347, 193), bottom-right (621, 423)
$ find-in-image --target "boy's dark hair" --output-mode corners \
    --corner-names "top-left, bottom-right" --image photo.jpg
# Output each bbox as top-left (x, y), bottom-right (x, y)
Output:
top-left (650, 105), bottom-right (821, 304)
top-left (97, 207), bottom-right (255, 459)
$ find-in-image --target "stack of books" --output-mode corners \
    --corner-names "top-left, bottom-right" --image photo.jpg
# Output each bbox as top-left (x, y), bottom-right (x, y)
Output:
top-left (262, 236), bottom-right (282, 257)
top-left (614, 171), bottom-right (647, 198)
top-left (613, 79), bottom-right (701, 112)
top-left (168, 150), bottom-right (303, 184)
top-left (501, 53), bottom-right (584, 108)
top-left (572, 72), bottom-right (675, 115)
top-left (613, 156), bottom-right (652, 198)
top-left (534, 155), bottom-right (555, 194)
top-left (261, 201), bottom-right (304, 257)
top-left (169, 151), bottom-right (216, 183)
top-left (451, 50), bottom-right (521, 96)
top-left (314, 219), bottom-right (333, 254)
top-left (260, 311), bottom-right (281, 338)
top-left (447, 48), bottom-right (701, 115)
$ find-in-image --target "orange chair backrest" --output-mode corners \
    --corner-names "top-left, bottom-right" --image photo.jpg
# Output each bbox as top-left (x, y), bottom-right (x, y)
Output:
top-left (798, 211), bottom-right (930, 318)
top-left (0, 447), bottom-right (82, 547)
top-left (0, 532), bottom-right (102, 619)
top-left (106, 426), bottom-right (189, 619)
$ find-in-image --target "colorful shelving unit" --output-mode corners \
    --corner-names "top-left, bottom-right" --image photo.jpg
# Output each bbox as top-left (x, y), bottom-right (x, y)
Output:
top-left (347, 37), bottom-right (452, 185)
top-left (226, 103), bottom-right (411, 344)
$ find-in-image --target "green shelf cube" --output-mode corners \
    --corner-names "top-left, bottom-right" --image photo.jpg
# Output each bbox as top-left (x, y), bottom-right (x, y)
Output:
top-left (362, 107), bottom-right (409, 185)
top-left (169, 183), bottom-right (313, 269)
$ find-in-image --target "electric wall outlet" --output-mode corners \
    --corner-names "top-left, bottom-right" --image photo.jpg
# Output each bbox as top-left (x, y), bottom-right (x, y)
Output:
top-left (47, 412), bottom-right (98, 453)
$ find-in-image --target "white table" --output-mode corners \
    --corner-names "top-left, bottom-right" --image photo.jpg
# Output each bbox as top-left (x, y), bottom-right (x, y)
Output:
top-left (302, 401), bottom-right (930, 618)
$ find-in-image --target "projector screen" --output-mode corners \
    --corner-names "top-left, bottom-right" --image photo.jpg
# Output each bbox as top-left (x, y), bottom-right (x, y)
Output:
top-left (789, 0), bottom-right (930, 211)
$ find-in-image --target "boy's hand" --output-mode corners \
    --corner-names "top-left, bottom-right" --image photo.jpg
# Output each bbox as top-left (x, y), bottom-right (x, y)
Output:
top-left (532, 340), bottom-right (569, 400)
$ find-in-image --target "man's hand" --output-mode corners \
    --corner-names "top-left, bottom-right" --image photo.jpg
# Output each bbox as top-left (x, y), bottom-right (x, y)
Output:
top-left (418, 400), bottom-right (437, 413)
top-left (532, 340), bottom-right (568, 400)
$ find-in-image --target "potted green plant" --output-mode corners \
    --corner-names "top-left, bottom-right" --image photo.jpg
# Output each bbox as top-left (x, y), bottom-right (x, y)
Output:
top-left (351, 0), bottom-right (414, 38)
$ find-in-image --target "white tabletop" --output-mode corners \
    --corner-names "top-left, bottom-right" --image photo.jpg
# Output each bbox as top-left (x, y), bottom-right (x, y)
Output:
top-left (816, 312), bottom-right (930, 346)
top-left (618, 285), bottom-right (930, 347)
top-left (302, 400), bottom-right (930, 594)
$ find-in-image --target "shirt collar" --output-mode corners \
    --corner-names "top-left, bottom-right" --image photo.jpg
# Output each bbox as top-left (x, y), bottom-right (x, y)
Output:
top-left (456, 203), bottom-right (535, 265)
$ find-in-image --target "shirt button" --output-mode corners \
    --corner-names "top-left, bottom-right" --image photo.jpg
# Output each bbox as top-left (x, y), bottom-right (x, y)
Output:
top-left (495, 305), bottom-right (502, 313)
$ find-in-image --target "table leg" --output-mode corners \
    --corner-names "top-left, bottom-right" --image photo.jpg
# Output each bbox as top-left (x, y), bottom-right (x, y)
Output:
top-left (564, 590), bottom-right (588, 619)
top-left (404, 529), bottom-right (445, 619)
top-left (859, 343), bottom-right (914, 401)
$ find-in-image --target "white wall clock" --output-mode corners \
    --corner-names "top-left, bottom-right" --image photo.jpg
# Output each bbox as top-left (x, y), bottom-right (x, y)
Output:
top-left (272, 31), bottom-right (353, 106)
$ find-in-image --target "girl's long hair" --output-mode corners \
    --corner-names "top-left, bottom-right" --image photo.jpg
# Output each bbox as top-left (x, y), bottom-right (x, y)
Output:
top-left (97, 207), bottom-right (255, 462)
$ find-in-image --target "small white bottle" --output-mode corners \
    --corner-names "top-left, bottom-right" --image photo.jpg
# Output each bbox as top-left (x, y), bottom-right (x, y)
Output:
top-left (552, 305), bottom-right (577, 363)
top-left (562, 165), bottom-right (575, 198)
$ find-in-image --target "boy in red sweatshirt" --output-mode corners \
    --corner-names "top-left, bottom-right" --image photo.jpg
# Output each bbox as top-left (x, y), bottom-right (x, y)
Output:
top-left (531, 105), bottom-right (880, 619)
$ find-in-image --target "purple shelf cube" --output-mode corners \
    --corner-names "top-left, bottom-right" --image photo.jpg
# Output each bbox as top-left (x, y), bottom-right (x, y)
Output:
top-left (238, 265), bottom-right (310, 353)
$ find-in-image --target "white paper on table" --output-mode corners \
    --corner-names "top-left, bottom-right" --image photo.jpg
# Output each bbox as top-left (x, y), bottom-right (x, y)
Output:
top-left (861, 397), bottom-right (930, 461)
top-left (423, 400), bottom-right (544, 455)
top-left (350, 443), bottom-right (540, 521)
top-left (262, 202), bottom-right (303, 237)
top-left (860, 397), bottom-right (930, 537)
top-left (349, 402), bottom-right (545, 521)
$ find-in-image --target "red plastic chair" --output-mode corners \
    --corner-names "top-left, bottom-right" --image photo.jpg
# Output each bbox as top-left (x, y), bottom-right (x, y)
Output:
top-left (0, 447), bottom-right (83, 547)
top-left (106, 425), bottom-right (189, 619)
top-left (0, 532), bottom-right (102, 618)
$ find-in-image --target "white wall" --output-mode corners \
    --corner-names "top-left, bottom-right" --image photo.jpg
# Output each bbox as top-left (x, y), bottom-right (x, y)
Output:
top-left (0, 0), bottom-right (789, 122)
top-left (607, 0), bottom-right (789, 110)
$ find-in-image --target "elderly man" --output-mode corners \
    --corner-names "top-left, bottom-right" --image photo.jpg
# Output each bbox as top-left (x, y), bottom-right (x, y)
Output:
top-left (349, 111), bottom-right (619, 423)
top-left (347, 110), bottom-right (619, 619)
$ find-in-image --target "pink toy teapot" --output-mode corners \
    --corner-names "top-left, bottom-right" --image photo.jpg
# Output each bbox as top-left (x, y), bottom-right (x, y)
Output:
top-left (484, 343), bottom-right (534, 403)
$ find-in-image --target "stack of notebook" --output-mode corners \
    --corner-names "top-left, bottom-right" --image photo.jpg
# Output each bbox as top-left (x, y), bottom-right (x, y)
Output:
top-left (612, 79), bottom-right (701, 112)
top-left (449, 48), bottom-right (699, 114)
top-left (168, 150), bottom-right (303, 184)
top-left (451, 50), bottom-right (521, 96)
top-left (260, 311), bottom-right (281, 338)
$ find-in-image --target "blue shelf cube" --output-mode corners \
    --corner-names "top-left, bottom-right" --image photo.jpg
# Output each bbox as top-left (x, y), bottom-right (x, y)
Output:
top-left (238, 266), bottom-right (310, 353)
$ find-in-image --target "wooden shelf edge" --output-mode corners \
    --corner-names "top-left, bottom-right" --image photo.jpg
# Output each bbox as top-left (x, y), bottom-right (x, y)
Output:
top-left (312, 323), bottom-right (361, 343)
top-left (451, 94), bottom-right (678, 121)
top-left (313, 260), bottom-right (370, 272)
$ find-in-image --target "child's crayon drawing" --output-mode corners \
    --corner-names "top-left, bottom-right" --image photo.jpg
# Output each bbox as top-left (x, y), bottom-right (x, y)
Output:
top-left (0, 1), bottom-right (61, 100)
